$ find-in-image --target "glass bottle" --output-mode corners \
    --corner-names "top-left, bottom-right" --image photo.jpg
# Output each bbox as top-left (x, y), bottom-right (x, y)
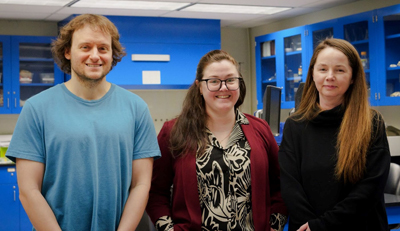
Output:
top-left (360, 51), bottom-right (369, 70)
top-left (298, 64), bottom-right (302, 76)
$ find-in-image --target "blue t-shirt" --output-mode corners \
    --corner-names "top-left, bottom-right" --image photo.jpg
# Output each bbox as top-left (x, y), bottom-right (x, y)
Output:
top-left (7, 83), bottom-right (161, 230)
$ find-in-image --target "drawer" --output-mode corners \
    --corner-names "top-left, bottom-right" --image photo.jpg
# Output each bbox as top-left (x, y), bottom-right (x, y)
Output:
top-left (0, 166), bottom-right (17, 184)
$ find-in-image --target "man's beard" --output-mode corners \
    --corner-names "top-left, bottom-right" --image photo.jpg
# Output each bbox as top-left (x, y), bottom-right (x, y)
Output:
top-left (72, 67), bottom-right (109, 89)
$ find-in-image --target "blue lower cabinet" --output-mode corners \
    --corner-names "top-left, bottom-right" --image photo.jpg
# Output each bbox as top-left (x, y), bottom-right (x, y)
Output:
top-left (0, 184), bottom-right (19, 231)
top-left (0, 166), bottom-right (33, 231)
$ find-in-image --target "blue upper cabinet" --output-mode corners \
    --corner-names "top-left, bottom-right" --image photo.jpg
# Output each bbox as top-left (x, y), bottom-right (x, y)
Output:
top-left (376, 5), bottom-right (400, 106)
top-left (255, 26), bottom-right (307, 109)
top-left (107, 16), bottom-right (220, 88)
top-left (256, 6), bottom-right (400, 109)
top-left (306, 18), bottom-right (340, 51)
top-left (10, 36), bottom-right (63, 114)
top-left (0, 35), bottom-right (63, 114)
top-left (339, 11), bottom-right (376, 105)
top-left (0, 36), bottom-right (11, 114)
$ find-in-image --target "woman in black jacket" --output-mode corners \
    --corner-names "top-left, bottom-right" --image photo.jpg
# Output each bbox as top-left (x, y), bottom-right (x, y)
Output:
top-left (279, 38), bottom-right (391, 231)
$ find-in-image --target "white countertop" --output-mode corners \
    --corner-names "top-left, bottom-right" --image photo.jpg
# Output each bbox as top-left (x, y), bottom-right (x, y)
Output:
top-left (388, 136), bottom-right (400, 156)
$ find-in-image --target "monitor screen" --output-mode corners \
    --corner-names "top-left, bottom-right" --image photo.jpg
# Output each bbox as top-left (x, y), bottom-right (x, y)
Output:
top-left (263, 85), bottom-right (282, 136)
top-left (295, 82), bottom-right (305, 111)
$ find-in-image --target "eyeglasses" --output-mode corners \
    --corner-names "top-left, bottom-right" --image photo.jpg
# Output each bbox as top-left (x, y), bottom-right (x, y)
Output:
top-left (199, 77), bottom-right (242, 92)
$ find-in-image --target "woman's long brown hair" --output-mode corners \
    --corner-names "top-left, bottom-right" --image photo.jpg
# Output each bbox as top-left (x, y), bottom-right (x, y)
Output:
top-left (169, 50), bottom-right (246, 158)
top-left (293, 38), bottom-right (373, 184)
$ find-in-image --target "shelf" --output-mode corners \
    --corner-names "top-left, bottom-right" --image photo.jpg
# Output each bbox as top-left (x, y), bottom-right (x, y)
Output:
top-left (387, 66), bottom-right (400, 71)
top-left (285, 50), bottom-right (302, 56)
top-left (386, 33), bottom-right (400, 40)
top-left (286, 76), bottom-right (302, 81)
top-left (20, 83), bottom-right (54, 87)
top-left (20, 58), bottom-right (53, 62)
top-left (20, 45), bottom-right (51, 50)
top-left (262, 79), bottom-right (277, 84)
top-left (351, 39), bottom-right (369, 45)
top-left (261, 55), bottom-right (276, 60)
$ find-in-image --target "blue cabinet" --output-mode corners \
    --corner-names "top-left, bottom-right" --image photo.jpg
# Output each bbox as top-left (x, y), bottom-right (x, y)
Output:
top-left (0, 36), bottom-right (63, 114)
top-left (0, 36), bottom-right (11, 114)
top-left (255, 26), bottom-right (308, 109)
top-left (256, 6), bottom-right (400, 109)
top-left (0, 165), bottom-right (33, 231)
top-left (376, 4), bottom-right (400, 106)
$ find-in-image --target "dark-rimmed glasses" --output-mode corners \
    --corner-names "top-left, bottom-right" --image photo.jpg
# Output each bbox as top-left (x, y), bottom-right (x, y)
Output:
top-left (199, 77), bottom-right (242, 92)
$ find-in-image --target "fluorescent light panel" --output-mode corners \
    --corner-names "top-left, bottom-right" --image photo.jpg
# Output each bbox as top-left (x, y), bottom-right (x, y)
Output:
top-left (71, 0), bottom-right (190, 10)
top-left (0, 0), bottom-right (70, 5)
top-left (181, 4), bottom-right (291, 15)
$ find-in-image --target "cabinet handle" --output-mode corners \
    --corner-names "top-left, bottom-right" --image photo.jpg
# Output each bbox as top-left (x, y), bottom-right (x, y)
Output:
top-left (378, 92), bottom-right (380, 100)
top-left (14, 190), bottom-right (16, 201)
top-left (375, 93), bottom-right (377, 100)
top-left (7, 98), bottom-right (9, 108)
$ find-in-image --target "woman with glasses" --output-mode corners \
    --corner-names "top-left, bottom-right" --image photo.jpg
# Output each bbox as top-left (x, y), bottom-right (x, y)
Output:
top-left (146, 50), bottom-right (287, 231)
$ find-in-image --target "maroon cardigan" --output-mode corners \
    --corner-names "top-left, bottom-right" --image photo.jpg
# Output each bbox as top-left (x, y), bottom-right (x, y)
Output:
top-left (146, 114), bottom-right (287, 230)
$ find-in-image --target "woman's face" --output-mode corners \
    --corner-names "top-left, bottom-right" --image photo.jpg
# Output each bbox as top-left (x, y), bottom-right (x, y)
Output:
top-left (313, 47), bottom-right (353, 110)
top-left (198, 60), bottom-right (240, 116)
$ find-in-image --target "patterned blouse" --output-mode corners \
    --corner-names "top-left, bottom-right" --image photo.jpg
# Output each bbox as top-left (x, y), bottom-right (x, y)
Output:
top-left (155, 111), bottom-right (287, 231)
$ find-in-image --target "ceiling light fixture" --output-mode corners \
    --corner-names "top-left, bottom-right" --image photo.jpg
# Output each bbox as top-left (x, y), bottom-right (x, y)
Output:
top-left (0, 0), bottom-right (71, 5)
top-left (70, 0), bottom-right (191, 10)
top-left (180, 4), bottom-right (291, 15)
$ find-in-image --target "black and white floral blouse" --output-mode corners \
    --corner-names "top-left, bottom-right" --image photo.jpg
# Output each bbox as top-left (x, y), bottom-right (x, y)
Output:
top-left (155, 111), bottom-right (287, 231)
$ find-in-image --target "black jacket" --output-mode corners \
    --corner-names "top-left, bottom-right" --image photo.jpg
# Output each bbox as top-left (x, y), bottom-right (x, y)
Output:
top-left (279, 106), bottom-right (391, 231)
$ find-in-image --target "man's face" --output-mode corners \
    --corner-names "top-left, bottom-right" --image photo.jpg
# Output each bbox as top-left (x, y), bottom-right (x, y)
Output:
top-left (65, 25), bottom-right (113, 85)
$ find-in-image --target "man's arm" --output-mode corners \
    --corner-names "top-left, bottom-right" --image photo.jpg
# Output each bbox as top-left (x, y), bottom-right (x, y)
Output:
top-left (118, 157), bottom-right (154, 231)
top-left (16, 158), bottom-right (61, 231)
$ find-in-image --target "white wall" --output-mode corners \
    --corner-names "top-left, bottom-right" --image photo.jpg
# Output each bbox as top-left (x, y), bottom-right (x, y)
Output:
top-left (0, 19), bottom-right (57, 36)
top-left (221, 27), bottom-right (252, 115)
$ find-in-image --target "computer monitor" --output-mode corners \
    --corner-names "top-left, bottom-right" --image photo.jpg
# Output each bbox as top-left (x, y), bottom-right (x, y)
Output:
top-left (295, 82), bottom-right (305, 111)
top-left (263, 85), bottom-right (282, 136)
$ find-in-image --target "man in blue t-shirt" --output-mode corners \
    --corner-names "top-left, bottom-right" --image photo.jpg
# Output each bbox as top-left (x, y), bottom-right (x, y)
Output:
top-left (6, 14), bottom-right (161, 231)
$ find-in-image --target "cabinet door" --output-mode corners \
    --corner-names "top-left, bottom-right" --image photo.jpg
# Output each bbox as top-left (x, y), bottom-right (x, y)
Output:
top-left (340, 11), bottom-right (376, 105)
top-left (11, 36), bottom-right (63, 114)
top-left (255, 33), bottom-right (279, 109)
top-left (255, 26), bottom-right (307, 110)
top-left (376, 5), bottom-right (400, 106)
top-left (0, 36), bottom-right (11, 114)
top-left (306, 18), bottom-right (341, 52)
top-left (0, 184), bottom-right (19, 231)
top-left (280, 27), bottom-right (307, 109)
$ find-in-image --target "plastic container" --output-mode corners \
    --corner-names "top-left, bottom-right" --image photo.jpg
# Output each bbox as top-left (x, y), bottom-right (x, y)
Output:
top-left (20, 70), bottom-right (33, 83)
top-left (0, 142), bottom-right (9, 163)
top-left (40, 73), bottom-right (54, 84)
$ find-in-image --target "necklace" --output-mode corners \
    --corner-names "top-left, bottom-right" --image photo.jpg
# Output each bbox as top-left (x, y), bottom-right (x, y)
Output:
top-left (219, 132), bottom-right (231, 143)
top-left (218, 126), bottom-right (234, 145)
